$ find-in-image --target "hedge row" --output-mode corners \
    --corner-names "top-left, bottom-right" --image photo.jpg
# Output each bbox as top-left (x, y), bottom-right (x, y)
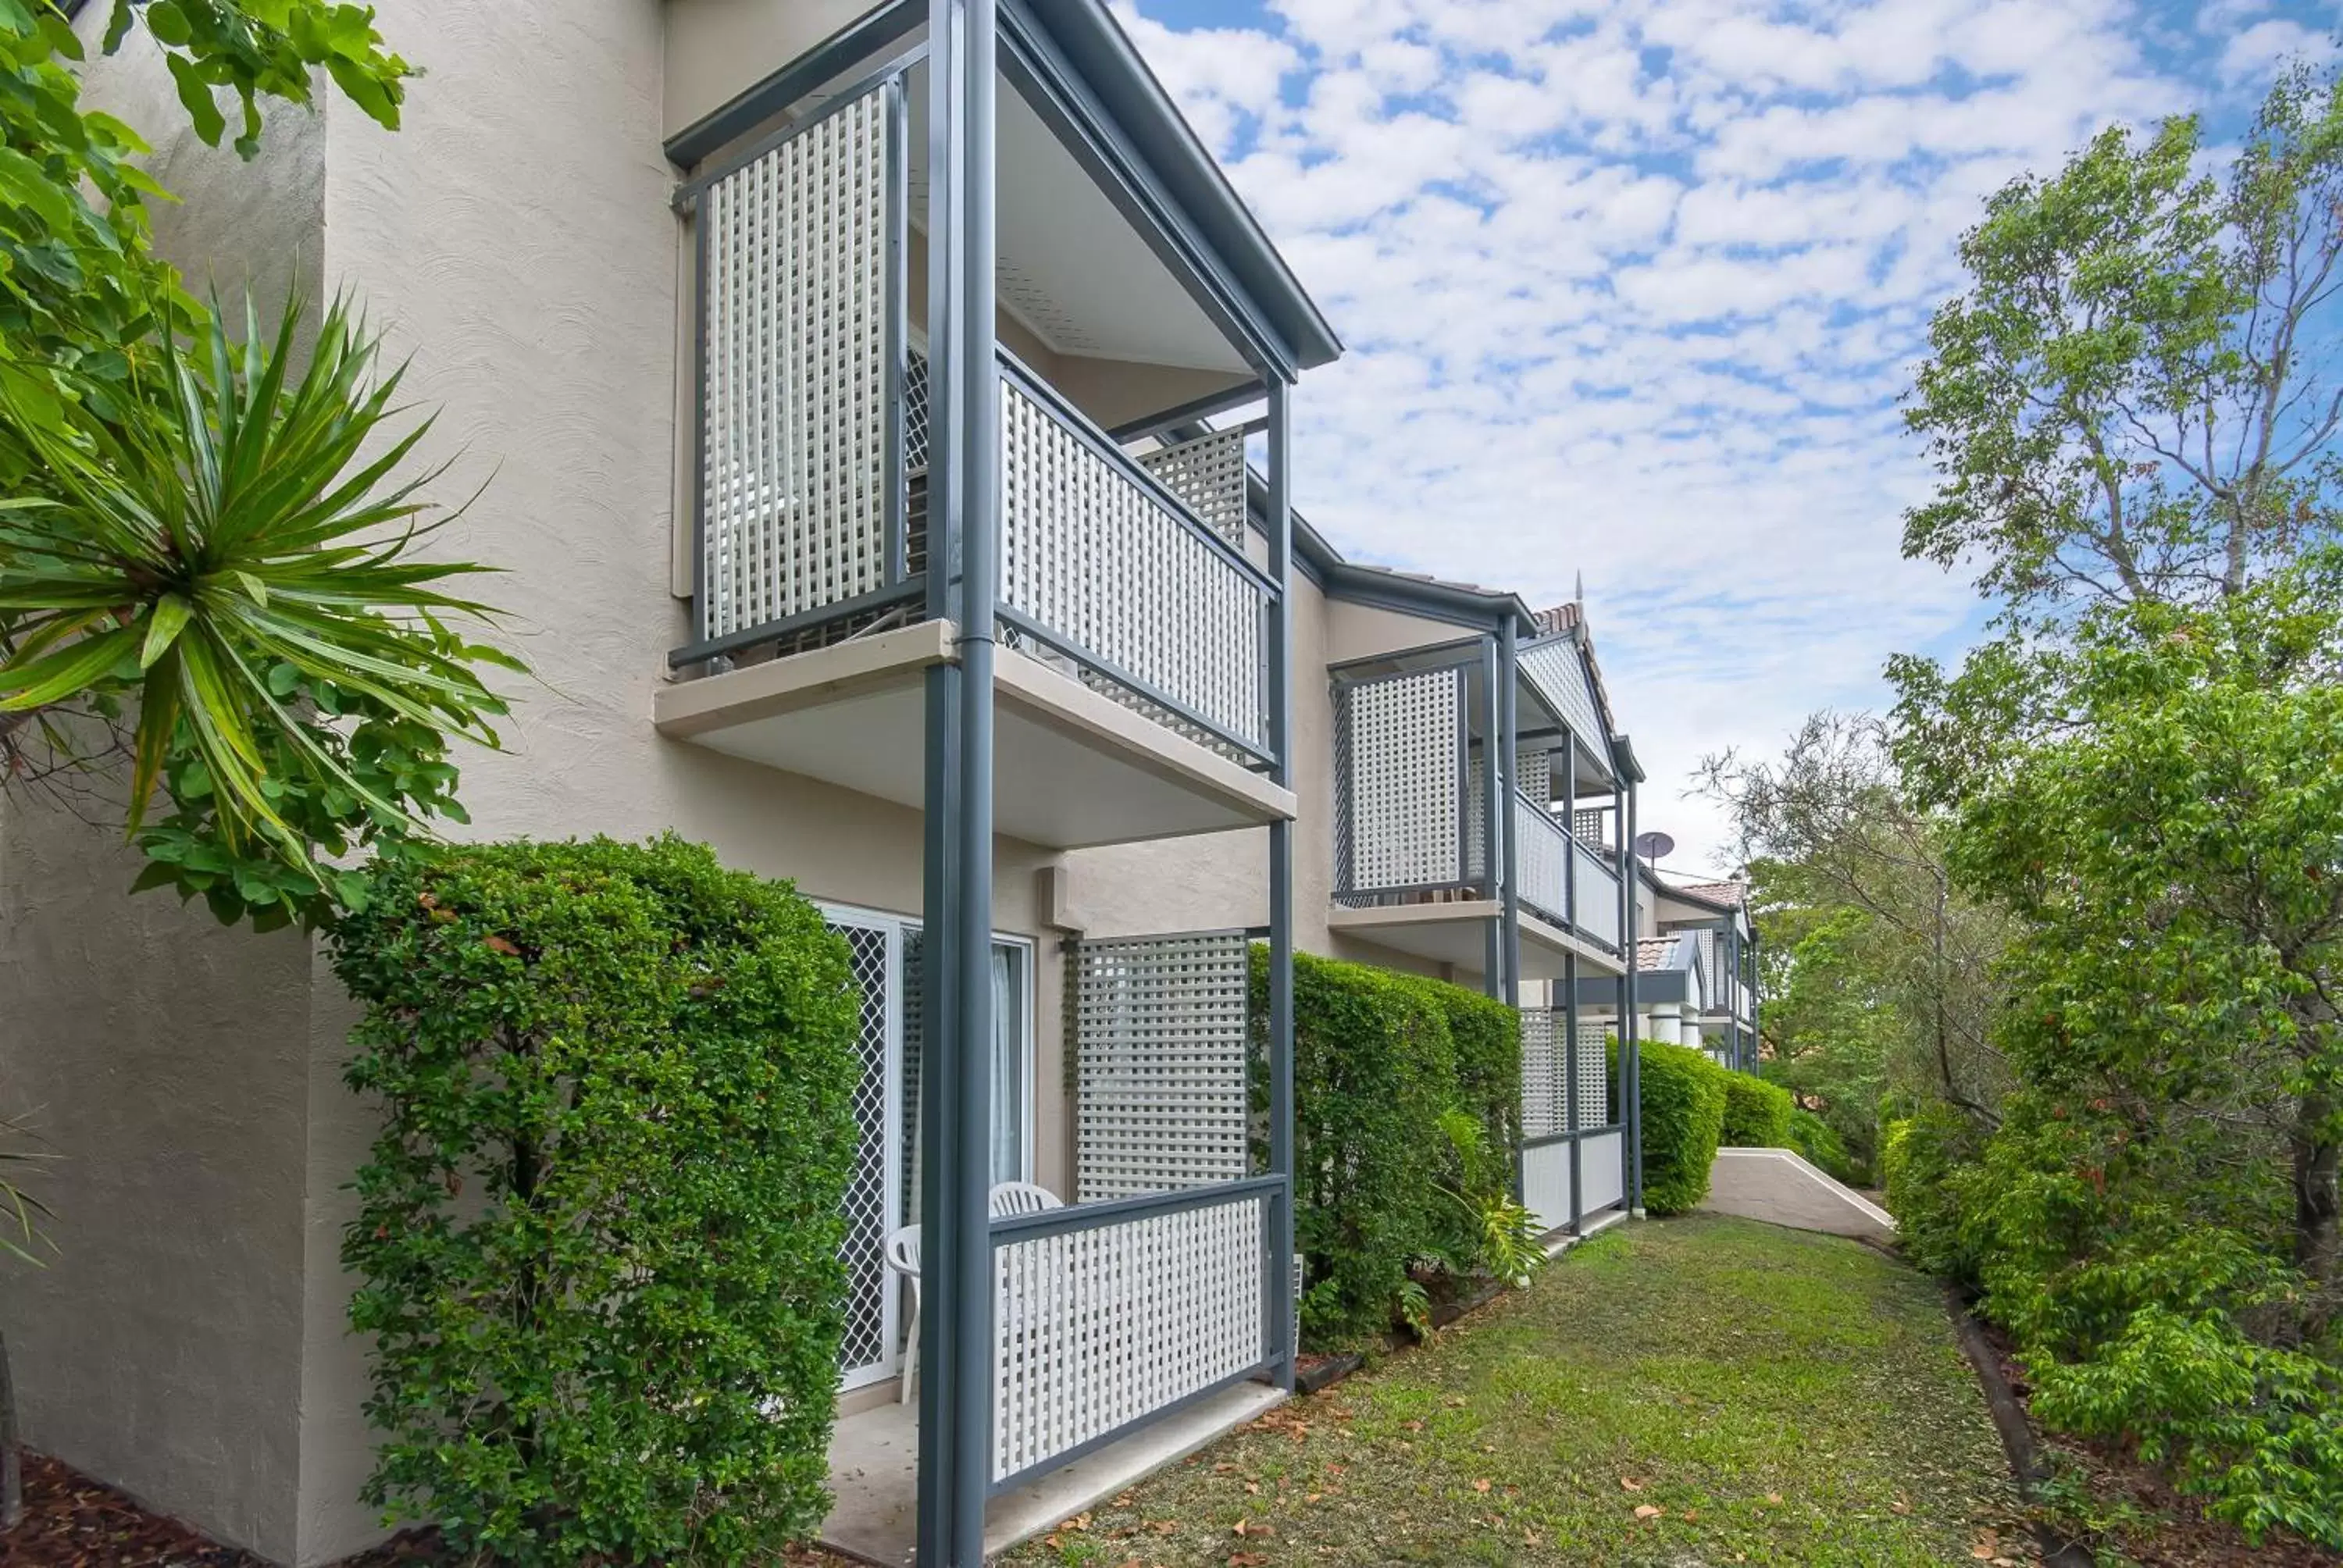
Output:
top-left (333, 836), bottom-right (861, 1566)
top-left (1249, 947), bottom-right (1520, 1347)
top-left (1719, 1071), bottom-right (1796, 1148)
top-left (1636, 1039), bottom-right (1729, 1215)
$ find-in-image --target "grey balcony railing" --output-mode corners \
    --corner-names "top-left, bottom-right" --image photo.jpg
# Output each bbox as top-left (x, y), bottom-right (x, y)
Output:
top-left (997, 354), bottom-right (1272, 758)
top-left (1573, 840), bottom-right (1623, 948)
top-left (1514, 792), bottom-right (1571, 927)
top-left (675, 69), bottom-right (1274, 765)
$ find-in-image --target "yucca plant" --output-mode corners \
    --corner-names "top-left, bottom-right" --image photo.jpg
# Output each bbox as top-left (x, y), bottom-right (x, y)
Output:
top-left (0, 294), bottom-right (519, 928)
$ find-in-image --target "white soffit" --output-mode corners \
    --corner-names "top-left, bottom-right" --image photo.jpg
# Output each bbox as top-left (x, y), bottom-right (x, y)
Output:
top-left (905, 65), bottom-right (1250, 375)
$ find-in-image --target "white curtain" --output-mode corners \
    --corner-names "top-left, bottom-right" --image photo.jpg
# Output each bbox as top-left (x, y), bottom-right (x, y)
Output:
top-left (900, 937), bottom-right (1027, 1222)
top-left (990, 945), bottom-right (1025, 1185)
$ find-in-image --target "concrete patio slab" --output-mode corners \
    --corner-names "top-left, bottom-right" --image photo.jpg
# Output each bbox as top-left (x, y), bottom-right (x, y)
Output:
top-left (820, 1381), bottom-right (1289, 1566)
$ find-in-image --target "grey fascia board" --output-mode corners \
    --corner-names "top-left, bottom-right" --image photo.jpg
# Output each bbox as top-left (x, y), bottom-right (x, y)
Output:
top-left (1572, 971), bottom-right (1689, 1008)
top-left (1022, 0), bottom-right (1341, 371)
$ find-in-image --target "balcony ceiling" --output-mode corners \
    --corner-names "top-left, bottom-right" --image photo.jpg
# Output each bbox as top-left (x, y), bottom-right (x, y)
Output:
top-left (906, 64), bottom-right (1251, 376)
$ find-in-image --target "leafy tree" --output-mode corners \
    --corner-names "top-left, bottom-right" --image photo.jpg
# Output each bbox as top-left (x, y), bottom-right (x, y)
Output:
top-left (1901, 64), bottom-right (2343, 625)
top-left (1699, 712), bottom-right (2012, 1156)
top-left (0, 3), bottom-right (518, 927)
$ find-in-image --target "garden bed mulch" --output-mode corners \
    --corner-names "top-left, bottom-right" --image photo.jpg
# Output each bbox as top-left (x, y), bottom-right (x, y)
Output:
top-left (0, 1456), bottom-right (844, 1568)
top-left (1, 1454), bottom-right (267, 1567)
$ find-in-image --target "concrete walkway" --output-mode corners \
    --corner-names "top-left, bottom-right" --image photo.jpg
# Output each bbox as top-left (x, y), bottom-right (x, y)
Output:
top-left (1699, 1146), bottom-right (1896, 1243)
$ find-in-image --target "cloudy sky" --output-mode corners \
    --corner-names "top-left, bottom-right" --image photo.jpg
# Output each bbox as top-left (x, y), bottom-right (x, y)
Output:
top-left (1116, 0), bottom-right (2333, 875)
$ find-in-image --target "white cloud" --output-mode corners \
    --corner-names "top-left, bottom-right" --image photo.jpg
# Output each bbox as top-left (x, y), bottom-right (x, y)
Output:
top-left (1121, 0), bottom-right (2330, 871)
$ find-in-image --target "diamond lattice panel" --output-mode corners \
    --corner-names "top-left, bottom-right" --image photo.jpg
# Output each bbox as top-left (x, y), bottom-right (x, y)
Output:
top-left (1137, 427), bottom-right (1248, 546)
top-left (1339, 668), bottom-right (1464, 893)
top-left (833, 921), bottom-right (893, 1378)
top-left (1521, 1007), bottom-right (1560, 1139)
top-left (1074, 932), bottom-right (1250, 1203)
top-left (699, 84), bottom-right (891, 641)
top-left (1574, 1017), bottom-right (1612, 1131)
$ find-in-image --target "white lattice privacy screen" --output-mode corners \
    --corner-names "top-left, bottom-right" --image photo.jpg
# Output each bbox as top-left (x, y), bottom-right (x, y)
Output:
top-left (991, 1188), bottom-right (1270, 1484)
top-left (1466, 749), bottom-right (1559, 886)
top-left (1521, 1007), bottom-right (1561, 1139)
top-left (1074, 933), bottom-right (1250, 1203)
top-left (1339, 668), bottom-right (1464, 892)
top-left (697, 84), bottom-right (893, 643)
top-left (999, 374), bottom-right (1268, 749)
top-left (1575, 1017), bottom-right (1611, 1131)
top-left (1137, 426), bottom-right (1249, 546)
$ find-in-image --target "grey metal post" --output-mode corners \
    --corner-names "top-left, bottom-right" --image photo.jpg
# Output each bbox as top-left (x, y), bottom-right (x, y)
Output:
top-left (1748, 928), bottom-right (1761, 1075)
top-left (1265, 377), bottom-right (1296, 1391)
top-left (1622, 777), bottom-right (1642, 1211)
top-left (918, 2), bottom-right (998, 1561)
top-left (1561, 737), bottom-right (1576, 925)
top-left (1497, 618), bottom-right (1520, 1010)
top-left (1564, 950), bottom-right (1582, 1233)
top-left (1479, 636), bottom-right (1503, 999)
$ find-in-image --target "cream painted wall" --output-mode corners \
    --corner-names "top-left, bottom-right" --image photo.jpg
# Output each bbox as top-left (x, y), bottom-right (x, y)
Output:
top-left (663, 0), bottom-right (886, 137)
top-left (1064, 572), bottom-right (1478, 984)
top-left (1324, 597), bottom-right (1479, 668)
top-left (0, 20), bottom-right (333, 1560)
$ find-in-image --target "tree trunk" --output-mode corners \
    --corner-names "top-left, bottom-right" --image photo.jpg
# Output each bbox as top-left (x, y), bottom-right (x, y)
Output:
top-left (2291, 1106), bottom-right (2339, 1295)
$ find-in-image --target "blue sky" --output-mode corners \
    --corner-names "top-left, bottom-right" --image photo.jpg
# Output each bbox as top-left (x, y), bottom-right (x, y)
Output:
top-left (1116, 0), bottom-right (2336, 873)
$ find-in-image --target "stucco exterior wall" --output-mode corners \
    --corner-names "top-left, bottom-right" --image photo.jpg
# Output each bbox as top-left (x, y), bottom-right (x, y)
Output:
top-left (664, 0), bottom-right (886, 137)
top-left (0, 18), bottom-right (334, 1561)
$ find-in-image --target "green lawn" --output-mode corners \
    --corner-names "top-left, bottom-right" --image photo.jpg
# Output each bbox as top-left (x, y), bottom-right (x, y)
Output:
top-left (1000, 1213), bottom-right (2024, 1567)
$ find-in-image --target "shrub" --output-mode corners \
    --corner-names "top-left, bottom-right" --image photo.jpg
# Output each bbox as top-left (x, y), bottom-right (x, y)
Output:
top-left (1717, 1071), bottom-right (1795, 1148)
top-left (1410, 977), bottom-right (1522, 1174)
top-left (333, 836), bottom-right (861, 1566)
top-left (1879, 1103), bottom-right (1988, 1285)
top-left (1637, 1041), bottom-right (1728, 1216)
top-left (1250, 950), bottom-right (1529, 1346)
top-left (1783, 1107), bottom-right (1864, 1185)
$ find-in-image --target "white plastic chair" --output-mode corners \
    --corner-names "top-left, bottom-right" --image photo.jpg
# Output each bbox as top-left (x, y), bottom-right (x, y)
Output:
top-left (885, 1181), bottom-right (1065, 1403)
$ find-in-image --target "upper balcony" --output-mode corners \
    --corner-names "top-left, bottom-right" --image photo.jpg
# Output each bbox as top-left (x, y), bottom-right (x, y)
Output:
top-left (1328, 633), bottom-right (1627, 978)
top-left (652, 9), bottom-right (1336, 849)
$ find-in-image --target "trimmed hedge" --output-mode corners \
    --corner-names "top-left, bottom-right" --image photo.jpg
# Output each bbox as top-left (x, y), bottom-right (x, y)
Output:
top-left (1250, 948), bottom-right (1520, 1347)
top-left (1638, 1040), bottom-right (1729, 1215)
top-left (1784, 1106), bottom-right (1863, 1185)
top-left (1719, 1071), bottom-right (1796, 1148)
top-left (333, 836), bottom-right (861, 1566)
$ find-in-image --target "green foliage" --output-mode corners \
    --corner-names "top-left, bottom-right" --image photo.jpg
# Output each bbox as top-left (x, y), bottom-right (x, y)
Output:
top-left (1250, 950), bottom-right (1525, 1347)
top-left (1782, 1106), bottom-right (1863, 1186)
top-left (1718, 1071), bottom-right (1794, 1149)
top-left (1899, 66), bottom-right (2342, 624)
top-left (2, 298), bottom-right (519, 927)
top-left (0, 4), bottom-right (508, 930)
top-left (333, 836), bottom-right (860, 1566)
top-left (1637, 1041), bottom-right (1728, 1217)
top-left (0, 2), bottom-right (409, 388)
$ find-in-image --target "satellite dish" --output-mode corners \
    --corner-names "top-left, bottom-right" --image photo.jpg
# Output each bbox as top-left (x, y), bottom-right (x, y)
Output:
top-left (1633, 831), bottom-right (1676, 868)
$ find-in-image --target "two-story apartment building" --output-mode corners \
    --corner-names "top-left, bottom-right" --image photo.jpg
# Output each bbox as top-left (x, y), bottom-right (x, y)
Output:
top-left (0, 4), bottom-right (1685, 1566)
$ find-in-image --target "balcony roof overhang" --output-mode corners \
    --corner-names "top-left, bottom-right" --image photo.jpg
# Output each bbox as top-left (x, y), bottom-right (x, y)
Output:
top-left (654, 622), bottom-right (1296, 850)
top-left (1328, 901), bottom-right (1626, 982)
top-left (664, 0), bottom-right (1340, 382)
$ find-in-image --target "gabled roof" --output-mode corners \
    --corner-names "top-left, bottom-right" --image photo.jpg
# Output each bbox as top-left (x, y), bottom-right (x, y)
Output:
top-left (1634, 935), bottom-right (1687, 972)
top-left (1658, 878), bottom-right (1748, 915)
